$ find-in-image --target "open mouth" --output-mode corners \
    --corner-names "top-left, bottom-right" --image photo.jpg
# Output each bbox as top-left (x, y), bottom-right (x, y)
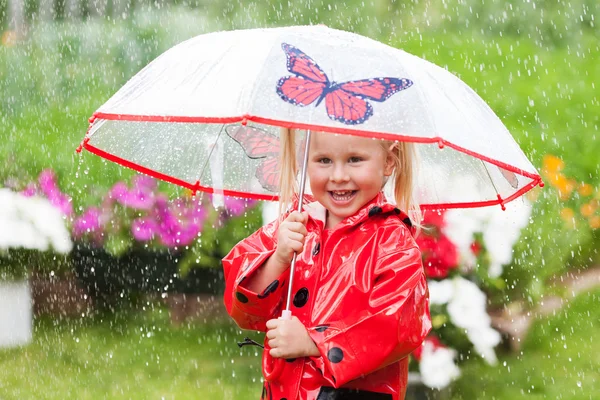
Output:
top-left (328, 190), bottom-right (357, 202)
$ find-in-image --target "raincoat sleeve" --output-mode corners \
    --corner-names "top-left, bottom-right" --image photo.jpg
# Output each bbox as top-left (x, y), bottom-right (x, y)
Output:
top-left (222, 219), bottom-right (290, 332)
top-left (307, 224), bottom-right (431, 387)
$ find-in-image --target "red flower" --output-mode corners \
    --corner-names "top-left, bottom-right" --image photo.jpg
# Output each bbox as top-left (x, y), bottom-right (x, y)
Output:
top-left (422, 209), bottom-right (446, 228)
top-left (470, 240), bottom-right (482, 256)
top-left (412, 335), bottom-right (444, 361)
top-left (417, 233), bottom-right (459, 279)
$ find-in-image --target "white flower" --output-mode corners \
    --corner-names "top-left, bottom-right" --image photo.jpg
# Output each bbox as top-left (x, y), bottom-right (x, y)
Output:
top-left (427, 279), bottom-right (454, 305)
top-left (0, 189), bottom-right (72, 253)
top-left (446, 277), bottom-right (501, 364)
top-left (444, 199), bottom-right (531, 278)
top-left (419, 342), bottom-right (461, 389)
top-left (262, 201), bottom-right (279, 225)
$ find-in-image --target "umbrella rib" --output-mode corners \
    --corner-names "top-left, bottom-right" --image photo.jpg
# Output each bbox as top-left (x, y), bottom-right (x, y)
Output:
top-left (196, 124), bottom-right (226, 190)
top-left (480, 159), bottom-right (501, 202)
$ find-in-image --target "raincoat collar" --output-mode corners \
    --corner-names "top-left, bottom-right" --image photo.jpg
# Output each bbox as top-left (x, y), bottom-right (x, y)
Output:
top-left (299, 192), bottom-right (413, 234)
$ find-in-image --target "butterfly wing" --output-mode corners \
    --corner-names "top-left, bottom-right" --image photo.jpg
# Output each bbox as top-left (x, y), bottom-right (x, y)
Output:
top-left (276, 76), bottom-right (327, 107)
top-left (324, 89), bottom-right (374, 125)
top-left (339, 78), bottom-right (413, 102)
top-left (225, 125), bottom-right (279, 159)
top-left (256, 156), bottom-right (280, 193)
top-left (499, 167), bottom-right (519, 189)
top-left (281, 43), bottom-right (328, 83)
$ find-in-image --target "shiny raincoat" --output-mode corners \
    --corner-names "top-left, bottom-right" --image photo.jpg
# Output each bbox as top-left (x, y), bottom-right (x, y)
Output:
top-left (223, 193), bottom-right (431, 400)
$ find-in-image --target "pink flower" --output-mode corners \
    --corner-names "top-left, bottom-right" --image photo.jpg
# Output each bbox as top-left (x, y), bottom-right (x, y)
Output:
top-left (38, 169), bottom-right (73, 216)
top-left (72, 207), bottom-right (104, 246)
top-left (131, 217), bottom-right (159, 241)
top-left (21, 183), bottom-right (38, 197)
top-left (108, 178), bottom-right (156, 210)
top-left (224, 196), bottom-right (257, 217)
top-left (73, 207), bottom-right (103, 237)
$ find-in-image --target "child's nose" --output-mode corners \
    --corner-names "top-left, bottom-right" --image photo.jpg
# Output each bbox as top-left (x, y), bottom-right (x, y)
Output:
top-left (330, 165), bottom-right (349, 182)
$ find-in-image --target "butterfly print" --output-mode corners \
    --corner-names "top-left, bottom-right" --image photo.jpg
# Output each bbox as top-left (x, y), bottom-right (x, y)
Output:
top-left (276, 43), bottom-right (413, 125)
top-left (225, 125), bottom-right (280, 192)
top-left (499, 167), bottom-right (519, 189)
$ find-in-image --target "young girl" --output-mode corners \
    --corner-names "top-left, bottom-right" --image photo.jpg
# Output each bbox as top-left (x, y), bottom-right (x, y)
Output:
top-left (223, 128), bottom-right (431, 400)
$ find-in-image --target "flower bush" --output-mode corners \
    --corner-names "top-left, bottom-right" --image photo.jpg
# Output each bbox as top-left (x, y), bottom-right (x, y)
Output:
top-left (542, 154), bottom-right (600, 230)
top-left (18, 169), bottom-right (261, 291)
top-left (412, 200), bottom-right (532, 389)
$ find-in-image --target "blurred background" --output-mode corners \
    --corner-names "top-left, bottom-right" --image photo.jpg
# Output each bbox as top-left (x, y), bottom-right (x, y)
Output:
top-left (0, 0), bottom-right (598, 399)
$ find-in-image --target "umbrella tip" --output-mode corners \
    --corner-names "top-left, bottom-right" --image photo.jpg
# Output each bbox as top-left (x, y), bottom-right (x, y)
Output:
top-left (437, 139), bottom-right (445, 149)
top-left (539, 180), bottom-right (545, 188)
top-left (76, 137), bottom-right (90, 153)
top-left (497, 194), bottom-right (506, 211)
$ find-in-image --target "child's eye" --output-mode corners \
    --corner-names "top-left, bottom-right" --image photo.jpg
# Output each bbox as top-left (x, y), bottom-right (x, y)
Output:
top-left (349, 156), bottom-right (363, 163)
top-left (318, 158), bottom-right (332, 164)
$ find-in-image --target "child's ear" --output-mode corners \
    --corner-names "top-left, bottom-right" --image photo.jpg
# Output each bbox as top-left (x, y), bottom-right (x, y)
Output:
top-left (384, 144), bottom-right (397, 176)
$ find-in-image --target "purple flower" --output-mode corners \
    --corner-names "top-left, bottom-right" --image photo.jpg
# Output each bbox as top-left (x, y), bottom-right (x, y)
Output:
top-left (132, 175), bottom-right (157, 192)
top-left (21, 183), bottom-right (38, 197)
top-left (149, 195), bottom-right (204, 247)
top-left (108, 182), bottom-right (129, 201)
top-left (131, 217), bottom-right (159, 241)
top-left (107, 177), bottom-right (156, 210)
top-left (224, 196), bottom-right (256, 217)
top-left (72, 207), bottom-right (103, 238)
top-left (38, 169), bottom-right (73, 216)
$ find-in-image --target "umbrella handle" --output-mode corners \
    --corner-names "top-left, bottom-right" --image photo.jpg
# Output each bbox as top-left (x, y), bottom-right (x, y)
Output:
top-left (262, 310), bottom-right (292, 382)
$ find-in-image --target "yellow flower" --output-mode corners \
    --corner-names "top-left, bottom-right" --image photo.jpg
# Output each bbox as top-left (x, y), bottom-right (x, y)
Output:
top-left (554, 176), bottom-right (576, 200)
top-left (589, 215), bottom-right (600, 230)
top-left (580, 202), bottom-right (597, 217)
top-left (542, 155), bottom-right (564, 174)
top-left (560, 208), bottom-right (574, 221)
top-left (1, 30), bottom-right (17, 47)
top-left (578, 183), bottom-right (593, 197)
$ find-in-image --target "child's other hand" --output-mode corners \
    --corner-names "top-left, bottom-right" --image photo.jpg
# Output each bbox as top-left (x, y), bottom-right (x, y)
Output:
top-left (266, 316), bottom-right (320, 359)
top-left (274, 211), bottom-right (308, 265)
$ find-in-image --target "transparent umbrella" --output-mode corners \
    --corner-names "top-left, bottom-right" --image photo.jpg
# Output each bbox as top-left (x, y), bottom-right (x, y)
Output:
top-left (76, 25), bottom-right (542, 381)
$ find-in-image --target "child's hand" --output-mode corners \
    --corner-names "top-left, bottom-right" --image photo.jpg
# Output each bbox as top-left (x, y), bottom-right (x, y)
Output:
top-left (266, 316), bottom-right (320, 359)
top-left (274, 211), bottom-right (308, 265)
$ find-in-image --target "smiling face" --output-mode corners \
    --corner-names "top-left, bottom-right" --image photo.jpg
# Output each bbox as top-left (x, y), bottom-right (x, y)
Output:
top-left (307, 131), bottom-right (395, 229)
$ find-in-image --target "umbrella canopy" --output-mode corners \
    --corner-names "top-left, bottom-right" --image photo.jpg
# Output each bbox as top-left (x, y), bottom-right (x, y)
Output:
top-left (78, 25), bottom-right (541, 209)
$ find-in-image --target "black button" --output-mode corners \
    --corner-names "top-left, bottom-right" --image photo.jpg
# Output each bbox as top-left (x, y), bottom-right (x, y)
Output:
top-left (293, 287), bottom-right (309, 308)
top-left (312, 242), bottom-right (320, 257)
top-left (402, 217), bottom-right (413, 228)
top-left (235, 291), bottom-right (249, 303)
top-left (368, 206), bottom-right (383, 217)
top-left (327, 347), bottom-right (344, 363)
top-left (258, 280), bottom-right (279, 299)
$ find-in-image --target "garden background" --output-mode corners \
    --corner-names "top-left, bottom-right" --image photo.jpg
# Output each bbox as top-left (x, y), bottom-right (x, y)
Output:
top-left (1, 0), bottom-right (598, 398)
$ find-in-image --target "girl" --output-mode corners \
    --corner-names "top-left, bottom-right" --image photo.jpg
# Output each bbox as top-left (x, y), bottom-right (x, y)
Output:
top-left (223, 128), bottom-right (431, 400)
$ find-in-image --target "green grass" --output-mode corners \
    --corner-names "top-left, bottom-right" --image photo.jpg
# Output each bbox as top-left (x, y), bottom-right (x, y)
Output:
top-left (450, 288), bottom-right (600, 399)
top-left (1, 289), bottom-right (598, 399)
top-left (0, 308), bottom-right (264, 399)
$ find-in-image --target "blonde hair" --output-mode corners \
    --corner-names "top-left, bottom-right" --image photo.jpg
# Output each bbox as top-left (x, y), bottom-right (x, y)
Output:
top-left (278, 127), bottom-right (422, 227)
top-left (381, 139), bottom-right (423, 228)
top-left (278, 127), bottom-right (299, 217)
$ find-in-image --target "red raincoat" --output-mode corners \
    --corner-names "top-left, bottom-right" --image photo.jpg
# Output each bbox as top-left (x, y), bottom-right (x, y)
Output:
top-left (223, 193), bottom-right (431, 400)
